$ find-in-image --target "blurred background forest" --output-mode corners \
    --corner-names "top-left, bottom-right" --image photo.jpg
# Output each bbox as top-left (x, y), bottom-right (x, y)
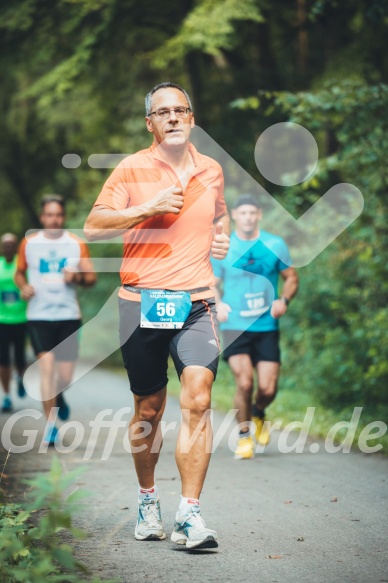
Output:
top-left (1, 0), bottom-right (387, 435)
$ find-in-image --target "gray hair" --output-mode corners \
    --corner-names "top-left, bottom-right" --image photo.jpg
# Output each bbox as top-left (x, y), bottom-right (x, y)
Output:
top-left (145, 82), bottom-right (193, 116)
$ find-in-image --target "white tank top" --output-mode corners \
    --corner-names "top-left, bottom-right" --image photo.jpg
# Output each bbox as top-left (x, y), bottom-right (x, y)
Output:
top-left (17, 231), bottom-right (93, 321)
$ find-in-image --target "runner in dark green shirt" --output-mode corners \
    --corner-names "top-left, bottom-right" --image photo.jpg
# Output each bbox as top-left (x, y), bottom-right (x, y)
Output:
top-left (0, 233), bottom-right (27, 412)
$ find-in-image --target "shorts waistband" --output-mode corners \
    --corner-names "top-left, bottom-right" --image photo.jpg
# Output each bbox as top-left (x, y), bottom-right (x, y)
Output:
top-left (123, 285), bottom-right (211, 295)
top-left (119, 285), bottom-right (215, 303)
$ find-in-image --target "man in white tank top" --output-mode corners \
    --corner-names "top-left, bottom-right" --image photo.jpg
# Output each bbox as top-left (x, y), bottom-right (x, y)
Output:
top-left (15, 194), bottom-right (96, 445)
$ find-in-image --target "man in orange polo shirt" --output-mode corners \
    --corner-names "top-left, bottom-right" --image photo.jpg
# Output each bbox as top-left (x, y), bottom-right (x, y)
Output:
top-left (84, 82), bottom-right (230, 549)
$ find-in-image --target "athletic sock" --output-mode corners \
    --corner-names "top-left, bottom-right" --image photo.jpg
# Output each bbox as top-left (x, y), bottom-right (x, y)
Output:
top-left (178, 496), bottom-right (200, 517)
top-left (252, 405), bottom-right (265, 419)
top-left (138, 484), bottom-right (158, 502)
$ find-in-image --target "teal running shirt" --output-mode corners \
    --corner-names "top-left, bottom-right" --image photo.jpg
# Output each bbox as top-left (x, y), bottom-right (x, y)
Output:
top-left (211, 230), bottom-right (292, 332)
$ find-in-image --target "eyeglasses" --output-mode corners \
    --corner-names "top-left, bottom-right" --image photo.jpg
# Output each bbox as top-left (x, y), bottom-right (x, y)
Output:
top-left (147, 107), bottom-right (191, 119)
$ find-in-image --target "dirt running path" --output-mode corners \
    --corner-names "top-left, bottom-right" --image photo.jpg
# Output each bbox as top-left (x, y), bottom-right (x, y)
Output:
top-left (1, 366), bottom-right (387, 583)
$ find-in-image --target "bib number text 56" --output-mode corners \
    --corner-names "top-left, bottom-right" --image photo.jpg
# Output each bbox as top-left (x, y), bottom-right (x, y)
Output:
top-left (156, 302), bottom-right (176, 317)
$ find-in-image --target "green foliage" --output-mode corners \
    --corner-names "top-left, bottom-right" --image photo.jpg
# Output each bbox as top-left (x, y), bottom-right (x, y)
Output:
top-left (274, 81), bottom-right (388, 412)
top-left (279, 241), bottom-right (388, 413)
top-left (0, 0), bottom-right (387, 418)
top-left (273, 80), bottom-right (388, 192)
top-left (230, 76), bottom-right (388, 414)
top-left (151, 0), bottom-right (263, 67)
top-left (0, 457), bottom-right (114, 583)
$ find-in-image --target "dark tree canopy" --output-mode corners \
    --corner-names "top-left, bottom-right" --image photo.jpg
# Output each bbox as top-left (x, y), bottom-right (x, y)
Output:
top-left (1, 0), bottom-right (387, 415)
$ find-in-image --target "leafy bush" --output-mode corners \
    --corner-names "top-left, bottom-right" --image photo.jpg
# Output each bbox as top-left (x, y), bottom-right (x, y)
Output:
top-left (232, 79), bottom-right (388, 416)
top-left (0, 457), bottom-right (114, 583)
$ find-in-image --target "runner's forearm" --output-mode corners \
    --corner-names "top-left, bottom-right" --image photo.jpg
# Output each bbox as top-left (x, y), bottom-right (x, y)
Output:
top-left (83, 204), bottom-right (154, 241)
top-left (14, 270), bottom-right (27, 290)
top-left (80, 272), bottom-right (97, 287)
top-left (280, 270), bottom-right (299, 301)
top-left (71, 271), bottom-right (97, 287)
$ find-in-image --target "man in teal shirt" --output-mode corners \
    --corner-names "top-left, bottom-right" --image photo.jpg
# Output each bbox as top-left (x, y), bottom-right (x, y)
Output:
top-left (212, 195), bottom-right (299, 459)
top-left (0, 233), bottom-right (27, 412)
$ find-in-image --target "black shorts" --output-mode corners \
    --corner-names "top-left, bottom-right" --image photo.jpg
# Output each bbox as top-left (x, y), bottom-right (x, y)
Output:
top-left (222, 330), bottom-right (280, 364)
top-left (119, 298), bottom-right (220, 396)
top-left (0, 323), bottom-right (27, 368)
top-left (28, 320), bottom-right (81, 361)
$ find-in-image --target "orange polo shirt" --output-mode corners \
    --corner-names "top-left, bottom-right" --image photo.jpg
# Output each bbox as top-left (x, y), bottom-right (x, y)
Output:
top-left (93, 141), bottom-right (227, 301)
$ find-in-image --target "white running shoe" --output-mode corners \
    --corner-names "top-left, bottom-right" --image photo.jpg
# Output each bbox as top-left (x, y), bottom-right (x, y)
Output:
top-left (135, 497), bottom-right (166, 541)
top-left (171, 505), bottom-right (218, 549)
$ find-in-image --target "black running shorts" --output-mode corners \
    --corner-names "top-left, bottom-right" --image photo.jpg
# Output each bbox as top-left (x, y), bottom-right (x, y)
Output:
top-left (119, 298), bottom-right (220, 396)
top-left (222, 330), bottom-right (280, 364)
top-left (28, 320), bottom-right (81, 361)
top-left (0, 323), bottom-right (27, 368)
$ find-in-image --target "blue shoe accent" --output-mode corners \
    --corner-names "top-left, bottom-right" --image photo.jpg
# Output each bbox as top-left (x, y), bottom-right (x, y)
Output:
top-left (17, 377), bottom-right (26, 398)
top-left (135, 497), bottom-right (166, 540)
top-left (56, 393), bottom-right (70, 421)
top-left (43, 425), bottom-right (59, 446)
top-left (1, 396), bottom-right (12, 412)
top-left (171, 506), bottom-right (218, 549)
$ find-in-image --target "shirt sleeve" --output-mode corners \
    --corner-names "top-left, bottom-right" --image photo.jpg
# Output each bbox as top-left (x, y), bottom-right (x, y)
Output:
top-left (16, 239), bottom-right (28, 272)
top-left (93, 161), bottom-right (131, 211)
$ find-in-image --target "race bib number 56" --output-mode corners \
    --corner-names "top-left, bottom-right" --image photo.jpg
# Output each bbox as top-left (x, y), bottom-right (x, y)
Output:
top-left (140, 290), bottom-right (192, 329)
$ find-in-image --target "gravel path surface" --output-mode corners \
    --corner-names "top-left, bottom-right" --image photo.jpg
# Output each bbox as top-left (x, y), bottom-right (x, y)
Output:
top-left (1, 366), bottom-right (387, 583)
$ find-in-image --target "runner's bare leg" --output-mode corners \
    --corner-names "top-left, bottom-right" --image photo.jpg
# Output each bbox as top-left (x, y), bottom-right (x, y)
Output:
top-left (176, 366), bottom-right (213, 499)
top-left (57, 361), bottom-right (76, 394)
top-left (129, 387), bottom-right (167, 488)
top-left (0, 366), bottom-right (11, 395)
top-left (254, 361), bottom-right (279, 410)
top-left (37, 351), bottom-right (57, 422)
top-left (228, 354), bottom-right (254, 430)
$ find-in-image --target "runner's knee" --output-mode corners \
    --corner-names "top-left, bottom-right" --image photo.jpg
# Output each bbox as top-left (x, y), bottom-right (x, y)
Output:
top-left (236, 376), bottom-right (253, 395)
top-left (181, 390), bottom-right (211, 417)
top-left (135, 400), bottom-right (163, 424)
top-left (258, 383), bottom-right (277, 398)
top-left (57, 374), bottom-right (72, 389)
